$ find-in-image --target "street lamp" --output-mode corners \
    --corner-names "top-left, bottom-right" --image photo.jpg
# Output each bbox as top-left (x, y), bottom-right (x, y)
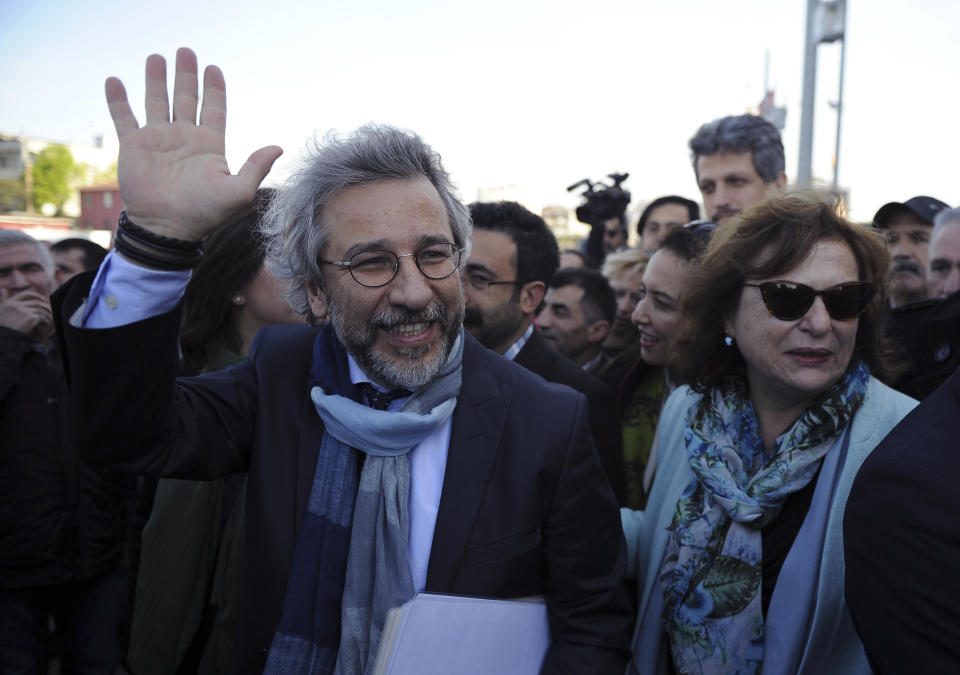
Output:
top-left (797, 0), bottom-right (847, 187)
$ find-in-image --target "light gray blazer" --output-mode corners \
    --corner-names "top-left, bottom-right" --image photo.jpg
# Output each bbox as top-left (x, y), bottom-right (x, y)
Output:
top-left (621, 376), bottom-right (916, 675)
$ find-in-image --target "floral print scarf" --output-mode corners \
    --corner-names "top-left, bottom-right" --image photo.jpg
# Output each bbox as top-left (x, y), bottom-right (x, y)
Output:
top-left (660, 361), bottom-right (870, 674)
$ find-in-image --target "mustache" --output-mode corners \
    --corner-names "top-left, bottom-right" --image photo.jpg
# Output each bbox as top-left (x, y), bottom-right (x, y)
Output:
top-left (891, 259), bottom-right (923, 276)
top-left (372, 302), bottom-right (447, 330)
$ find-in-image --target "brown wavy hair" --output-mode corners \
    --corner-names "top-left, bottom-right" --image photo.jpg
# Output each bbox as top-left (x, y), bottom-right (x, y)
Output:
top-left (668, 190), bottom-right (898, 394)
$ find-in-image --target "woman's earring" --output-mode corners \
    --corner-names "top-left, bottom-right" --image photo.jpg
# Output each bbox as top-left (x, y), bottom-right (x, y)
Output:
top-left (723, 334), bottom-right (735, 348)
top-left (233, 295), bottom-right (244, 305)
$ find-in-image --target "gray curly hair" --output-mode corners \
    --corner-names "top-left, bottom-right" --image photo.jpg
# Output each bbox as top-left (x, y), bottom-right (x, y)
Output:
top-left (260, 124), bottom-right (472, 314)
top-left (0, 229), bottom-right (55, 274)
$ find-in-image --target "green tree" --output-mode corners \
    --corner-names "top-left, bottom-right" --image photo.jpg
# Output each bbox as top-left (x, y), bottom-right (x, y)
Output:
top-left (95, 161), bottom-right (118, 183)
top-left (31, 144), bottom-right (75, 215)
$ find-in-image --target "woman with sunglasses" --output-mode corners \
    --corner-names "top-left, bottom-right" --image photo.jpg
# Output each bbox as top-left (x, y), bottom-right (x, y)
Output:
top-left (621, 192), bottom-right (916, 675)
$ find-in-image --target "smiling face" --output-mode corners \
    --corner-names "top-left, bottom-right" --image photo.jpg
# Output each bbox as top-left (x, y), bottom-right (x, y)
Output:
top-left (312, 177), bottom-right (464, 389)
top-left (631, 249), bottom-right (684, 367)
top-left (695, 151), bottom-right (784, 223)
top-left (726, 239), bottom-right (860, 413)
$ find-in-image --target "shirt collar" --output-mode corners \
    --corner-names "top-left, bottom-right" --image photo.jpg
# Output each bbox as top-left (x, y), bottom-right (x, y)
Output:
top-left (346, 351), bottom-right (417, 406)
top-left (347, 352), bottom-right (384, 391)
top-left (582, 350), bottom-right (604, 372)
top-left (502, 323), bottom-right (534, 361)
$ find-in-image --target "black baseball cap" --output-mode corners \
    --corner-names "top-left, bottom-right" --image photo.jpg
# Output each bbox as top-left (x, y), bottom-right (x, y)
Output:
top-left (873, 196), bottom-right (949, 229)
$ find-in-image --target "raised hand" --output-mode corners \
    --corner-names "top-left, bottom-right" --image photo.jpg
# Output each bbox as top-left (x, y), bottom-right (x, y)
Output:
top-left (105, 48), bottom-right (283, 241)
top-left (0, 288), bottom-right (53, 341)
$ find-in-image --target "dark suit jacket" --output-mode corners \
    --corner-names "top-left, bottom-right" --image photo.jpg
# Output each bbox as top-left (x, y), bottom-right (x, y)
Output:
top-left (515, 330), bottom-right (626, 505)
top-left (843, 368), bottom-right (960, 673)
top-left (884, 290), bottom-right (960, 399)
top-left (55, 281), bottom-right (631, 675)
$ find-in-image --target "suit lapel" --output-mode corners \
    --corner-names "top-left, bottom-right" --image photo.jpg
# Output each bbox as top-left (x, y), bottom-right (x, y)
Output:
top-left (513, 329), bottom-right (549, 374)
top-left (426, 336), bottom-right (510, 591)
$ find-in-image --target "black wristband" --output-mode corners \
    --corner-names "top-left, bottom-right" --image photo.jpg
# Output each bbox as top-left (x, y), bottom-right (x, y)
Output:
top-left (114, 211), bottom-right (203, 270)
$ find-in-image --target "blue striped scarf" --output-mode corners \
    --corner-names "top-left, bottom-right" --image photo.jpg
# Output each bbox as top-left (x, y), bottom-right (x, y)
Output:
top-left (264, 324), bottom-right (461, 674)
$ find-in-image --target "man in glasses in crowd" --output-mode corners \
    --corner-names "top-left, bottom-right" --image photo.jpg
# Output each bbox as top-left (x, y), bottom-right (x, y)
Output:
top-left (462, 201), bottom-right (625, 505)
top-left (688, 113), bottom-right (787, 224)
top-left (54, 49), bottom-right (631, 674)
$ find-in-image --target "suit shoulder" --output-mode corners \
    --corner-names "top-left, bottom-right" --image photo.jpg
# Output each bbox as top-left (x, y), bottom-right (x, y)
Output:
top-left (253, 323), bottom-right (319, 350)
top-left (859, 372), bottom-right (957, 473)
top-left (516, 334), bottom-right (615, 403)
top-left (249, 324), bottom-right (320, 370)
top-left (465, 334), bottom-right (585, 405)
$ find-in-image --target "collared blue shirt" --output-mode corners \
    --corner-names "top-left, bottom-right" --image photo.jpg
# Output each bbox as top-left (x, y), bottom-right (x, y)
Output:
top-left (502, 323), bottom-right (534, 362)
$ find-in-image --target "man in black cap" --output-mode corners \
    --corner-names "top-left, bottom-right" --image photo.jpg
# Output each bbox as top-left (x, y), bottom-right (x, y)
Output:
top-left (873, 196), bottom-right (949, 308)
top-left (875, 196), bottom-right (957, 399)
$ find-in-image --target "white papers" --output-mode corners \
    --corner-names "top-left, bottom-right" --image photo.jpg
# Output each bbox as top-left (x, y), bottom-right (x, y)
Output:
top-left (373, 593), bottom-right (550, 675)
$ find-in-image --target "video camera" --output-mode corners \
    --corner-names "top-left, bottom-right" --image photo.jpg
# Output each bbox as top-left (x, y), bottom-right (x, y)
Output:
top-left (567, 173), bottom-right (631, 227)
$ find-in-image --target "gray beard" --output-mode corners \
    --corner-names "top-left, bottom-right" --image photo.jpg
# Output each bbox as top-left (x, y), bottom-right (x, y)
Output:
top-left (327, 289), bottom-right (464, 390)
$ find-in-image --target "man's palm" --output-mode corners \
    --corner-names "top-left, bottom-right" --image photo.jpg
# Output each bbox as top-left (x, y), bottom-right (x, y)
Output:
top-left (106, 48), bottom-right (281, 240)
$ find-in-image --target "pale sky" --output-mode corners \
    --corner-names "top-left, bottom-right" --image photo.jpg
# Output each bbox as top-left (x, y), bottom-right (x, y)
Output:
top-left (2, 0), bottom-right (957, 223)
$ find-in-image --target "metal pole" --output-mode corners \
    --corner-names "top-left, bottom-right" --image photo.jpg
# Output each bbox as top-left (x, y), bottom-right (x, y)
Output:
top-left (797, 0), bottom-right (819, 185)
top-left (832, 21), bottom-right (847, 189)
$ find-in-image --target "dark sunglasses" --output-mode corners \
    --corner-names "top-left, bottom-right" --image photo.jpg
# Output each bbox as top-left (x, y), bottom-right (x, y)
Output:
top-left (744, 281), bottom-right (874, 321)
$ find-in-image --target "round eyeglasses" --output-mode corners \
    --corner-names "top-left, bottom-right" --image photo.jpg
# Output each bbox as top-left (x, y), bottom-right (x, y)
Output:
top-left (318, 242), bottom-right (463, 288)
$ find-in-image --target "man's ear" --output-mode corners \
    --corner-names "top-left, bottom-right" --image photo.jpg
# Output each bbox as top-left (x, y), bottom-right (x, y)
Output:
top-left (517, 280), bottom-right (546, 317)
top-left (587, 319), bottom-right (611, 344)
top-left (54, 269), bottom-right (65, 288)
top-left (770, 171), bottom-right (788, 195)
top-left (306, 282), bottom-right (328, 323)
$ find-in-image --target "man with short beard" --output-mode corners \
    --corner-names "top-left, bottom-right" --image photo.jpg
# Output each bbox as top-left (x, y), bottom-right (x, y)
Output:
top-left (54, 49), bottom-right (631, 675)
top-left (463, 201), bottom-right (625, 505)
top-left (688, 114), bottom-right (787, 224)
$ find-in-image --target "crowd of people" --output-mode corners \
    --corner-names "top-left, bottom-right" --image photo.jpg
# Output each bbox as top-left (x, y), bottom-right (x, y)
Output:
top-left (1, 46), bottom-right (958, 674)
